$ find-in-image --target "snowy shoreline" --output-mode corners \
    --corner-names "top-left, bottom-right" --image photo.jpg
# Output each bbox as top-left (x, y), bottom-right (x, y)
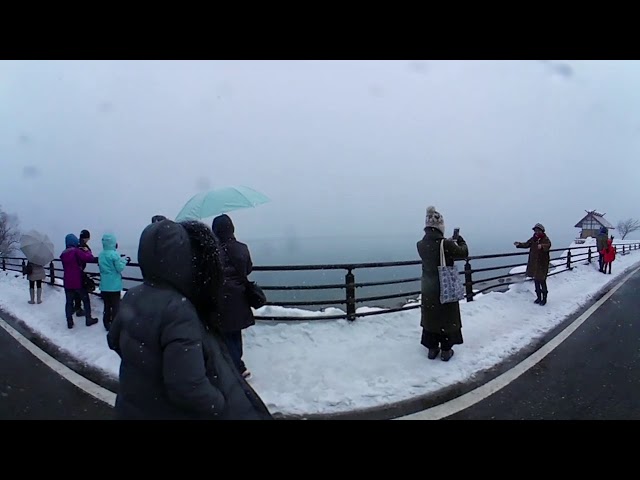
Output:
top-left (1, 239), bottom-right (639, 416)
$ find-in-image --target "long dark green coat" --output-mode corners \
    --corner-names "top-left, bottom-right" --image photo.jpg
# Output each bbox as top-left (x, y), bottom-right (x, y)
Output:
top-left (417, 228), bottom-right (469, 335)
top-left (515, 234), bottom-right (552, 281)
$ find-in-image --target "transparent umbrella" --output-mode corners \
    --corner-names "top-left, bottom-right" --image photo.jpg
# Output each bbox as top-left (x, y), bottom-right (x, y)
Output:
top-left (20, 230), bottom-right (55, 266)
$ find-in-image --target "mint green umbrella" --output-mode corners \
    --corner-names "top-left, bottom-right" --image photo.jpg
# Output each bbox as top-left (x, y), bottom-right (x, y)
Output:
top-left (175, 186), bottom-right (270, 222)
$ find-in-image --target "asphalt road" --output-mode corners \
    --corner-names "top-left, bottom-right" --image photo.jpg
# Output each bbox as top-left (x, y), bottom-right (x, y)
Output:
top-left (447, 268), bottom-right (640, 420)
top-left (0, 323), bottom-right (113, 420)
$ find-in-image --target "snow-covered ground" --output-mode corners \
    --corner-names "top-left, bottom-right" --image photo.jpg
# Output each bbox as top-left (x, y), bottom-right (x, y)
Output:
top-left (1, 240), bottom-right (639, 417)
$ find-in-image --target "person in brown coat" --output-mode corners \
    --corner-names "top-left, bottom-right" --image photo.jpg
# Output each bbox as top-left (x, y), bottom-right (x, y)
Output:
top-left (26, 262), bottom-right (46, 304)
top-left (417, 206), bottom-right (469, 362)
top-left (514, 223), bottom-right (552, 305)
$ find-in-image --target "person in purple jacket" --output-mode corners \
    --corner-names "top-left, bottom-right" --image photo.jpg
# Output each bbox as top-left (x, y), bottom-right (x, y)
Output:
top-left (60, 233), bottom-right (99, 329)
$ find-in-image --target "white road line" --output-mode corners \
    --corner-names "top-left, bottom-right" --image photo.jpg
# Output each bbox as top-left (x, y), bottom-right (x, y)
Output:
top-left (2, 265), bottom-right (638, 419)
top-left (0, 316), bottom-right (116, 407)
top-left (397, 265), bottom-right (640, 420)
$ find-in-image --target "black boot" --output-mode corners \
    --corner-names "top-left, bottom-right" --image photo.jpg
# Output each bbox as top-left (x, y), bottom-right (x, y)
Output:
top-left (67, 318), bottom-right (74, 329)
top-left (427, 348), bottom-right (440, 360)
top-left (534, 291), bottom-right (542, 304)
top-left (86, 317), bottom-right (98, 327)
top-left (441, 350), bottom-right (455, 362)
top-left (540, 292), bottom-right (548, 306)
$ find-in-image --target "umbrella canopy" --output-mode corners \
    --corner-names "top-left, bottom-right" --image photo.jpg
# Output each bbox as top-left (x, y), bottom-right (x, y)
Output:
top-left (20, 230), bottom-right (55, 266)
top-left (175, 186), bottom-right (270, 222)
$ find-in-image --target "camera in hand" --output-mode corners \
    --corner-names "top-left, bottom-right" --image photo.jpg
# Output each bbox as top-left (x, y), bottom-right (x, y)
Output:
top-left (452, 228), bottom-right (460, 240)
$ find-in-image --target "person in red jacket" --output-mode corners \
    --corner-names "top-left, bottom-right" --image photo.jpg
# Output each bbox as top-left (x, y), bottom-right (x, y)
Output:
top-left (601, 238), bottom-right (616, 275)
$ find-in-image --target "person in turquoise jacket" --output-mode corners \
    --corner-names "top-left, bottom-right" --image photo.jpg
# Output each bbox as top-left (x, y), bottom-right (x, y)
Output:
top-left (99, 233), bottom-right (130, 332)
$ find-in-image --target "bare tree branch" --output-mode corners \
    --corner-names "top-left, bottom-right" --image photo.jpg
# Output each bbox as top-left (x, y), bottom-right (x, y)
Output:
top-left (0, 206), bottom-right (21, 257)
top-left (617, 218), bottom-right (640, 240)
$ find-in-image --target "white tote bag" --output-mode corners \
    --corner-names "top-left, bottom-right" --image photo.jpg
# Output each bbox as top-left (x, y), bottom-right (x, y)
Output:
top-left (438, 239), bottom-right (465, 304)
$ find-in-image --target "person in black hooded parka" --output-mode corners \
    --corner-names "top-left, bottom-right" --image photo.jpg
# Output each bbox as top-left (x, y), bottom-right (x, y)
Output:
top-left (106, 219), bottom-right (272, 420)
top-left (211, 214), bottom-right (255, 378)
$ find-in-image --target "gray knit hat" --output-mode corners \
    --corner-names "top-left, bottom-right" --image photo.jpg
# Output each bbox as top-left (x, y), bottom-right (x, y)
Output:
top-left (532, 223), bottom-right (545, 232)
top-left (425, 206), bottom-right (445, 234)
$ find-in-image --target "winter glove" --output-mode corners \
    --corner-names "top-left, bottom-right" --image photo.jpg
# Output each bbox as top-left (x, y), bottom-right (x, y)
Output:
top-left (126, 256), bottom-right (132, 265)
top-left (456, 235), bottom-right (465, 245)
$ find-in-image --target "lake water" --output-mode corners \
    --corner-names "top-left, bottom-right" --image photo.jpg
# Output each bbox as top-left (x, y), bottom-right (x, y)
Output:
top-left (97, 230), bottom-right (579, 311)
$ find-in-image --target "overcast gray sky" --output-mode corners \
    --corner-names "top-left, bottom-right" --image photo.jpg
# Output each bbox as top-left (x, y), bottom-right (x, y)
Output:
top-left (2, 60), bottom-right (639, 253)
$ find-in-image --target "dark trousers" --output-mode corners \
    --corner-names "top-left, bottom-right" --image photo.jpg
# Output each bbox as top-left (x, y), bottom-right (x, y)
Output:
top-left (603, 262), bottom-right (612, 274)
top-left (222, 331), bottom-right (247, 374)
top-left (421, 330), bottom-right (463, 351)
top-left (74, 290), bottom-right (91, 313)
top-left (102, 291), bottom-right (121, 330)
top-left (65, 289), bottom-right (90, 320)
top-left (534, 279), bottom-right (548, 295)
top-left (598, 253), bottom-right (605, 272)
top-left (29, 280), bottom-right (42, 289)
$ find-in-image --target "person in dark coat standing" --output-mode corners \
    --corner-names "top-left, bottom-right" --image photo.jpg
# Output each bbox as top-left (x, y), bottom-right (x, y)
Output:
top-left (211, 214), bottom-right (255, 378)
top-left (596, 226), bottom-right (609, 273)
top-left (106, 219), bottom-right (272, 420)
top-left (74, 229), bottom-right (97, 317)
top-left (417, 206), bottom-right (469, 362)
top-left (514, 223), bottom-right (552, 305)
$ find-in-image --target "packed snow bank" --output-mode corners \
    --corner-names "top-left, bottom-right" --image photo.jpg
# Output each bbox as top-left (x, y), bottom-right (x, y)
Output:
top-left (1, 243), bottom-right (639, 416)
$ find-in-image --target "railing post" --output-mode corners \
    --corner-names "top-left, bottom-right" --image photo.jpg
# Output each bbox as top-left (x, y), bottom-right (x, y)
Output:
top-left (1, 257), bottom-right (5, 271)
top-left (49, 262), bottom-right (55, 285)
top-left (345, 268), bottom-right (356, 321)
top-left (464, 259), bottom-right (474, 302)
top-left (623, 245), bottom-right (626, 255)
top-left (20, 258), bottom-right (26, 276)
top-left (566, 248), bottom-right (572, 270)
top-left (587, 247), bottom-right (592, 264)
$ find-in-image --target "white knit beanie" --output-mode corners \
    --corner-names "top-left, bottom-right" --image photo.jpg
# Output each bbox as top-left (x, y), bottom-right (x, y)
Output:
top-left (425, 206), bottom-right (445, 235)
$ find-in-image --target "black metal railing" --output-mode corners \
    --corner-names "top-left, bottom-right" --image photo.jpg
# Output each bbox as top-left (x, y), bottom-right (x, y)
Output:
top-left (2, 241), bottom-right (639, 322)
